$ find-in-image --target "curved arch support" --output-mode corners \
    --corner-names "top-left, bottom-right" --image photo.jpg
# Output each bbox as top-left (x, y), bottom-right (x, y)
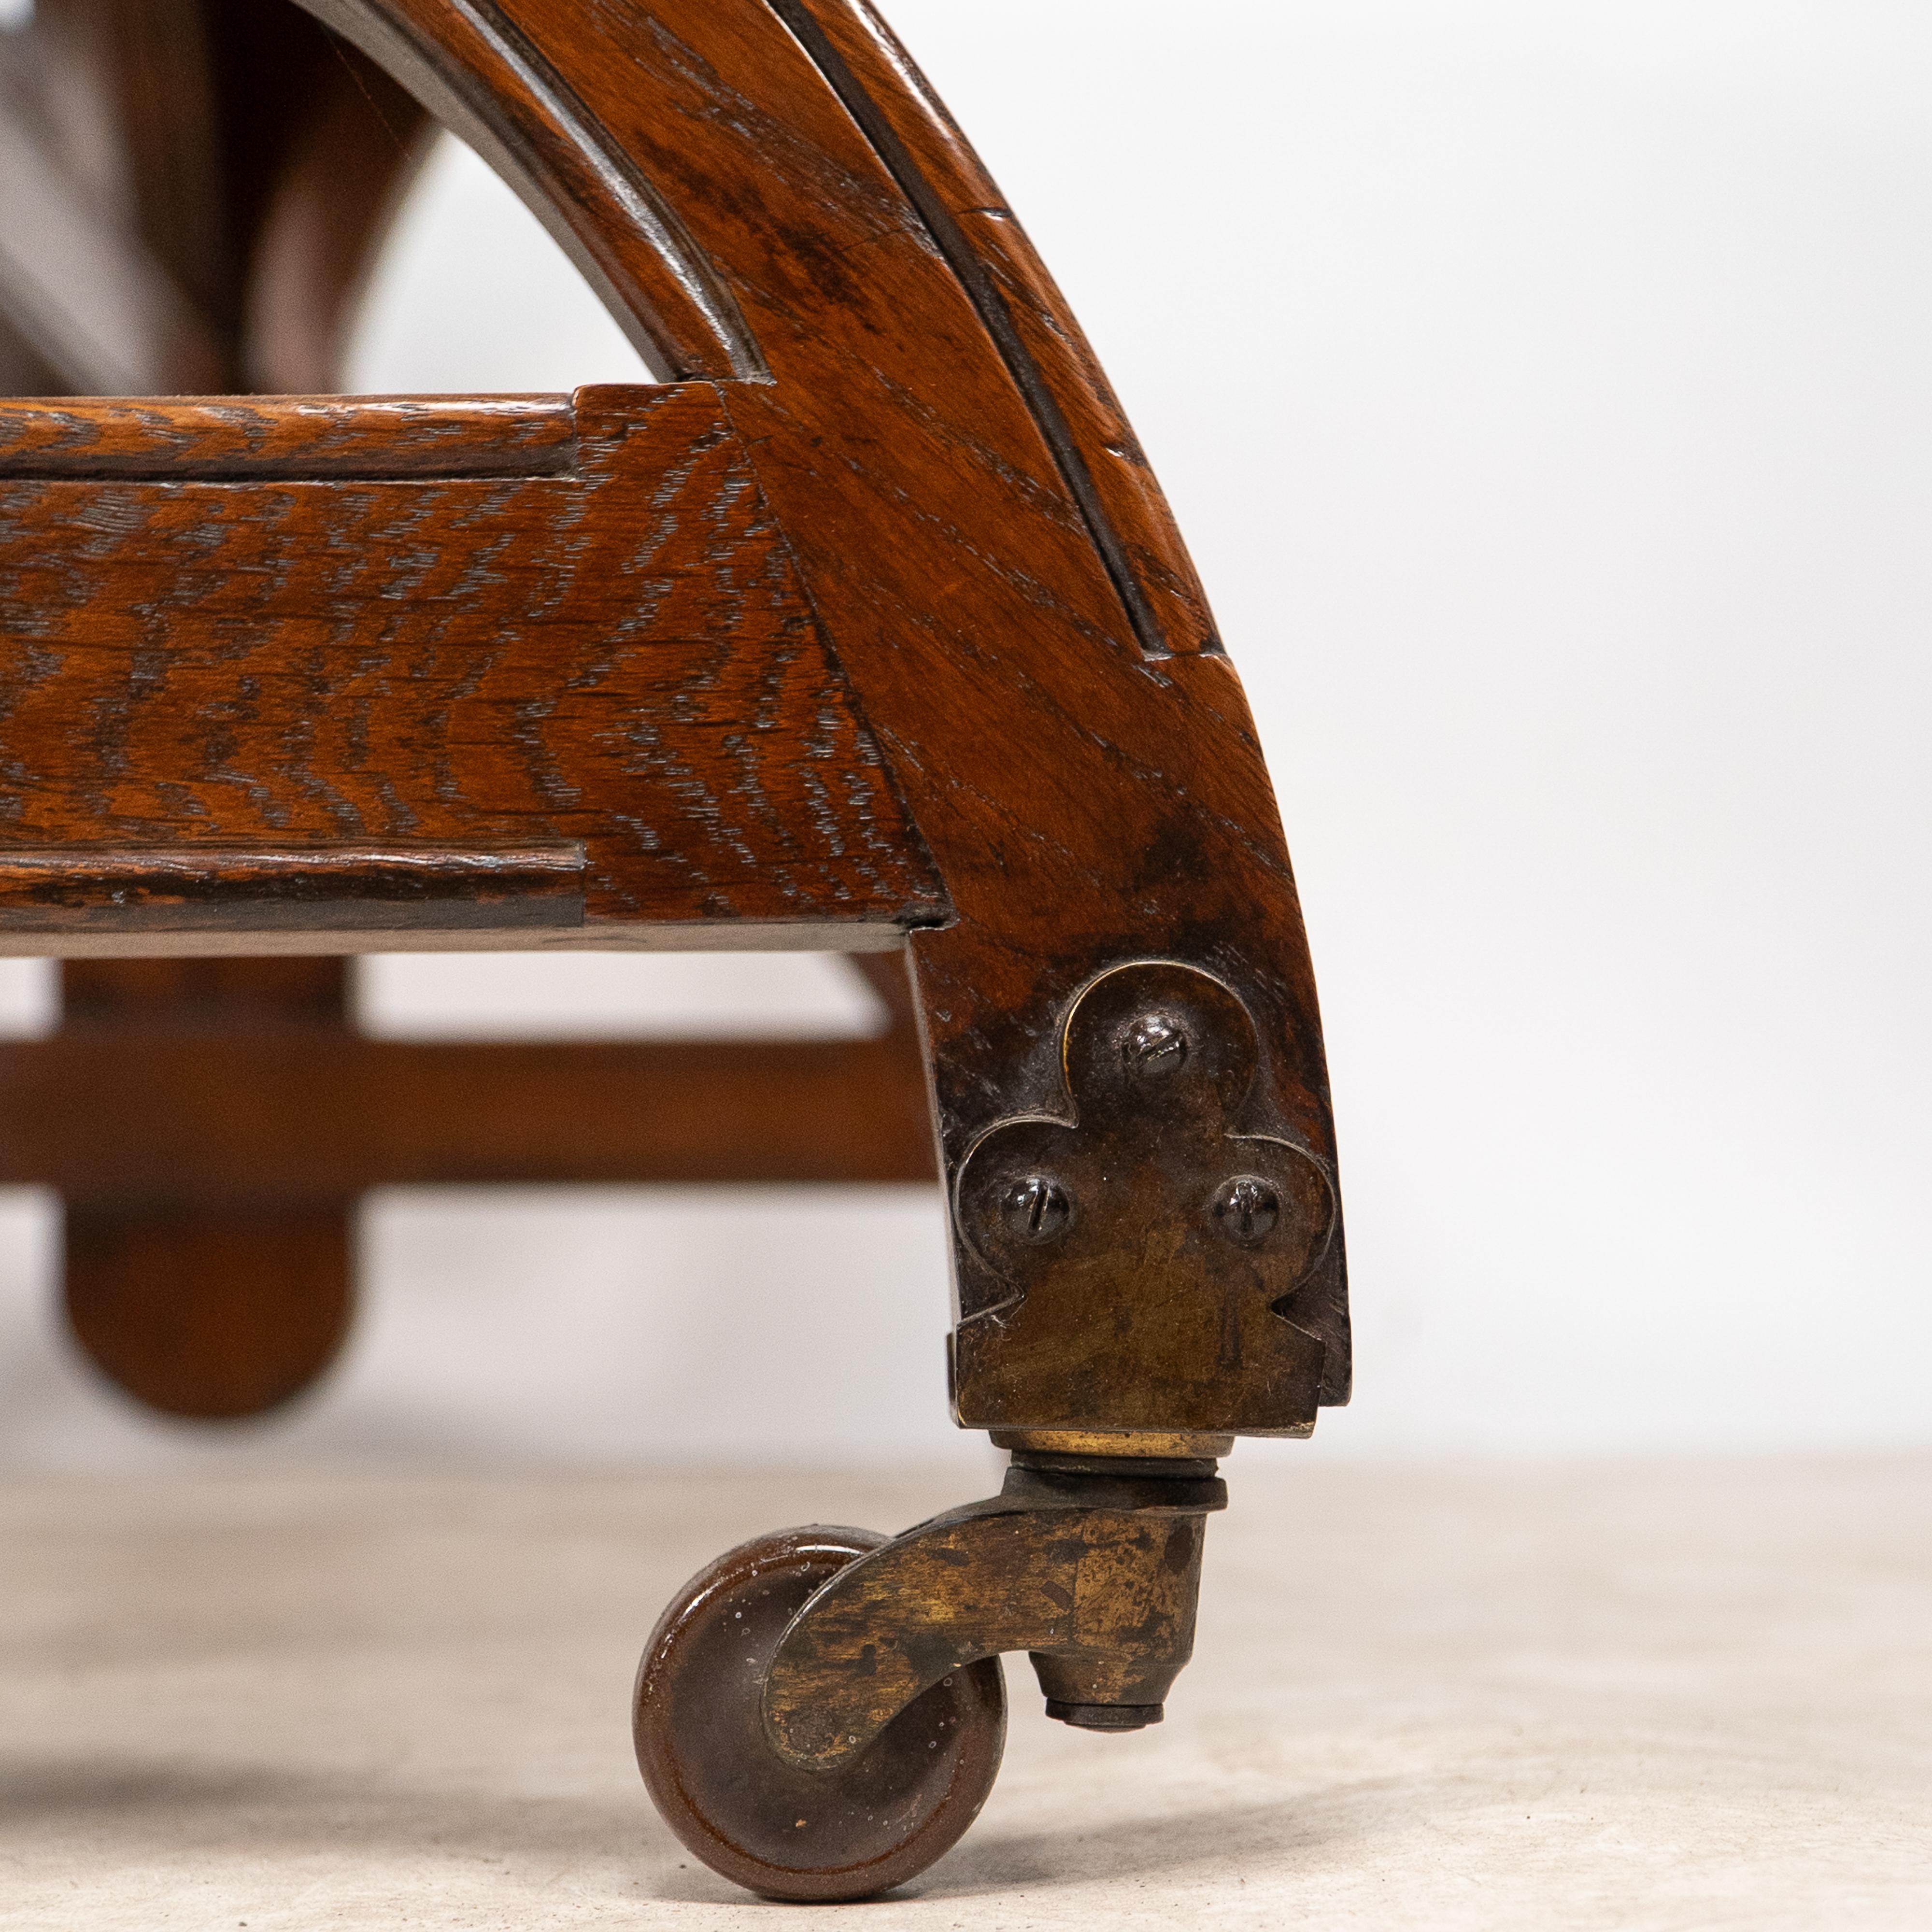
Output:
top-left (0, 0), bottom-right (1351, 1436)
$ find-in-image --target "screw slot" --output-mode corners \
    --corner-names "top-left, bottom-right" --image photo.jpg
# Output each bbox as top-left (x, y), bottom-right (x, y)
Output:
top-left (1211, 1176), bottom-right (1280, 1247)
top-left (1122, 1011), bottom-right (1188, 1078)
top-left (997, 1175), bottom-right (1072, 1244)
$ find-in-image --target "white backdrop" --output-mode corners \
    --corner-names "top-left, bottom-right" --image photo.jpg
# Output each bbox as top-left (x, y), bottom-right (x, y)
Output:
top-left (3, 0), bottom-right (1928, 1466)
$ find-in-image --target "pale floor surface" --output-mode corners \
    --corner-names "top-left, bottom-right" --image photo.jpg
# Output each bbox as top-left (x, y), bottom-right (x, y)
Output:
top-left (1, 1454), bottom-right (1927, 1930)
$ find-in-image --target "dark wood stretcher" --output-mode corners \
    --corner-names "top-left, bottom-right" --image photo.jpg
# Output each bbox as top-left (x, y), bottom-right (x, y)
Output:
top-left (0, 0), bottom-right (1349, 1899)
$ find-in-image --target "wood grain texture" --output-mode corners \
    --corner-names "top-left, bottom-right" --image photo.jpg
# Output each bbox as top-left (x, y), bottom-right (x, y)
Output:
top-left (770, 0), bottom-right (1221, 661)
top-left (0, 382), bottom-right (946, 941)
top-left (0, 394), bottom-right (578, 478)
top-left (366, 0), bottom-right (1348, 1415)
top-left (4, 0), bottom-right (1348, 1435)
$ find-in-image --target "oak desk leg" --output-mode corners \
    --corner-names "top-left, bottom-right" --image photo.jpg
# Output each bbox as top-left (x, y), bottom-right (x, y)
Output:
top-left (58, 958), bottom-right (355, 1420)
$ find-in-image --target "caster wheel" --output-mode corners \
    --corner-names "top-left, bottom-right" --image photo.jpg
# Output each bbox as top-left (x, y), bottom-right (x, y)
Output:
top-left (634, 1526), bottom-right (1007, 1902)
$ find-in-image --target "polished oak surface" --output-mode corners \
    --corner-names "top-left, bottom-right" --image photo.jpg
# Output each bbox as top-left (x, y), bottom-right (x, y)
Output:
top-left (0, 0), bottom-right (1346, 1435)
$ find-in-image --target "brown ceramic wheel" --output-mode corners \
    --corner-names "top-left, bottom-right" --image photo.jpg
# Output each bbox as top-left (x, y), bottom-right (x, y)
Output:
top-left (634, 1526), bottom-right (1007, 1902)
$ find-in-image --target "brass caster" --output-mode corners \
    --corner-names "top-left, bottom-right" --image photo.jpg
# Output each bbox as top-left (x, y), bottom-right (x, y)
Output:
top-left (634, 1452), bottom-right (1225, 1900)
top-left (633, 1527), bottom-right (1007, 1902)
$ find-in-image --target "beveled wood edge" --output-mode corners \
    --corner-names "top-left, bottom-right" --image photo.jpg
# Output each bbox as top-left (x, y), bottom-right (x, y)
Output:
top-left (768, 0), bottom-right (1167, 659)
top-left (0, 843), bottom-right (588, 938)
top-left (0, 391), bottom-right (583, 479)
top-left (802, 0), bottom-right (1221, 657)
top-left (0, 842), bottom-right (585, 889)
top-left (0, 921), bottom-right (922, 958)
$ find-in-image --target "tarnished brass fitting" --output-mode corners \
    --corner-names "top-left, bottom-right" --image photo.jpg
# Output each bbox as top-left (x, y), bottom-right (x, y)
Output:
top-left (761, 1450), bottom-right (1227, 1768)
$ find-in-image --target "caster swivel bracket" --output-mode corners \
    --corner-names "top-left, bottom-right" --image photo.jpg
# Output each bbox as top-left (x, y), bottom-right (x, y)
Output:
top-left (761, 1450), bottom-right (1228, 1771)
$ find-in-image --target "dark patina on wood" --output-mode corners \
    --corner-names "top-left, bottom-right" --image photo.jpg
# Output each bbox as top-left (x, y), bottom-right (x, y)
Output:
top-left (0, 843), bottom-right (586, 934)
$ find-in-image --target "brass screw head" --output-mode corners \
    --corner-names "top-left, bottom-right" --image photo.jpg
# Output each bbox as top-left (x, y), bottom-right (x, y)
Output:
top-left (999, 1175), bottom-right (1072, 1243)
top-left (1211, 1176), bottom-right (1280, 1246)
